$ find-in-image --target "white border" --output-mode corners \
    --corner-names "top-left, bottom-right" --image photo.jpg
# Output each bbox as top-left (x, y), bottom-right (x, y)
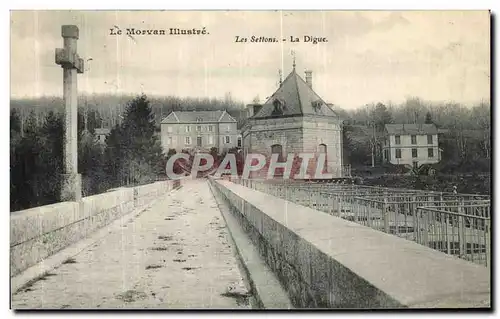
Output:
top-left (3, 1), bottom-right (498, 318)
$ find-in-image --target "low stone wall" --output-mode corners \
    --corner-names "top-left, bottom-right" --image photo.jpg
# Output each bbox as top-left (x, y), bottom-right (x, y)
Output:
top-left (11, 180), bottom-right (181, 277)
top-left (209, 178), bottom-right (490, 308)
top-left (135, 180), bottom-right (176, 207)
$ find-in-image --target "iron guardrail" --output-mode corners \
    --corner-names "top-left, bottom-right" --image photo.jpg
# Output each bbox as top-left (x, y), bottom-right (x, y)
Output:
top-left (233, 178), bottom-right (491, 267)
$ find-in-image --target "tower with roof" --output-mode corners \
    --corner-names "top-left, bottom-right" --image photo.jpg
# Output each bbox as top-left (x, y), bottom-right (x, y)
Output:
top-left (241, 63), bottom-right (345, 178)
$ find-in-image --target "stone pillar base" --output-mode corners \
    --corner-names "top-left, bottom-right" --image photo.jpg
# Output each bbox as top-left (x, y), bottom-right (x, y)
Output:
top-left (61, 173), bottom-right (82, 202)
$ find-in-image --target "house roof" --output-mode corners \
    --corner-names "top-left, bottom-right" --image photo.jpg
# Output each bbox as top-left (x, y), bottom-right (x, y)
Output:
top-left (161, 110), bottom-right (236, 124)
top-left (385, 124), bottom-right (438, 135)
top-left (252, 69), bottom-right (338, 119)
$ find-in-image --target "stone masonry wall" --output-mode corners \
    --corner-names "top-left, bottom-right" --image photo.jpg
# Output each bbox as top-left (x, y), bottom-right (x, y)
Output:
top-left (242, 116), bottom-right (344, 177)
top-left (10, 180), bottom-right (182, 277)
top-left (209, 178), bottom-right (490, 308)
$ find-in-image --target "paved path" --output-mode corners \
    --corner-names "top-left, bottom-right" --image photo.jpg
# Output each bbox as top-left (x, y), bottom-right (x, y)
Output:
top-left (12, 180), bottom-right (250, 309)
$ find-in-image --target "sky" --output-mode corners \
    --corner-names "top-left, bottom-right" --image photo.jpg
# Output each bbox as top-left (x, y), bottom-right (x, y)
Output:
top-left (10, 10), bottom-right (490, 109)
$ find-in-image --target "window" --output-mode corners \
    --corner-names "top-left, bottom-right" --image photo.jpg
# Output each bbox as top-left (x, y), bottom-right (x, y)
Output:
top-left (224, 136), bottom-right (230, 144)
top-left (395, 135), bottom-right (401, 145)
top-left (271, 144), bottom-right (284, 162)
top-left (208, 126), bottom-right (213, 132)
top-left (427, 134), bottom-right (433, 144)
top-left (167, 136), bottom-right (172, 145)
top-left (237, 137), bottom-right (242, 147)
top-left (411, 135), bottom-right (417, 144)
top-left (167, 126), bottom-right (172, 133)
top-left (197, 136), bottom-right (202, 147)
top-left (384, 149), bottom-right (389, 161)
top-left (272, 99), bottom-right (284, 116)
top-left (412, 148), bottom-right (418, 158)
top-left (428, 148), bottom-right (434, 158)
top-left (185, 126), bottom-right (191, 132)
top-left (196, 118), bottom-right (203, 122)
top-left (413, 161), bottom-right (419, 169)
top-left (185, 136), bottom-right (192, 145)
top-left (395, 149), bottom-right (402, 159)
top-left (208, 135), bottom-right (214, 144)
top-left (196, 125), bottom-right (201, 131)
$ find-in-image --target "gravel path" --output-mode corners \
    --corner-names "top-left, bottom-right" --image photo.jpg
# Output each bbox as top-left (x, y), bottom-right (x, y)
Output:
top-left (12, 180), bottom-right (250, 309)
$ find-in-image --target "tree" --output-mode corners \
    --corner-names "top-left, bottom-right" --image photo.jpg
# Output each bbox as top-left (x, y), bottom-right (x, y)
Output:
top-left (425, 111), bottom-right (433, 124)
top-left (79, 128), bottom-right (106, 196)
top-left (38, 111), bottom-right (64, 203)
top-left (369, 103), bottom-right (393, 165)
top-left (471, 102), bottom-right (491, 159)
top-left (11, 111), bottom-right (65, 210)
top-left (103, 124), bottom-right (125, 188)
top-left (10, 109), bottom-right (21, 134)
top-left (167, 148), bottom-right (177, 159)
top-left (106, 94), bottom-right (166, 186)
top-left (371, 102), bottom-right (393, 132)
top-left (342, 123), bottom-right (353, 165)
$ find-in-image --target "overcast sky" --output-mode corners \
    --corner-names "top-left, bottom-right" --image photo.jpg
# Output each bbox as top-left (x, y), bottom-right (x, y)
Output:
top-left (10, 10), bottom-right (490, 109)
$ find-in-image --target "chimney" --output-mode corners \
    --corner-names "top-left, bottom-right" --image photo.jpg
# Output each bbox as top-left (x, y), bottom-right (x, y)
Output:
top-left (305, 70), bottom-right (313, 89)
top-left (253, 104), bottom-right (263, 115)
top-left (246, 104), bottom-right (262, 118)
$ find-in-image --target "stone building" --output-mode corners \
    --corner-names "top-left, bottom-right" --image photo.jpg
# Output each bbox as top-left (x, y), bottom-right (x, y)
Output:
top-left (160, 110), bottom-right (239, 153)
top-left (94, 128), bottom-right (111, 145)
top-left (383, 123), bottom-right (441, 169)
top-left (241, 66), bottom-right (346, 178)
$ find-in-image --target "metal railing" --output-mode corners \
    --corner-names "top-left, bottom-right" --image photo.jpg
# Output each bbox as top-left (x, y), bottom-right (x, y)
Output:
top-left (231, 178), bottom-right (491, 267)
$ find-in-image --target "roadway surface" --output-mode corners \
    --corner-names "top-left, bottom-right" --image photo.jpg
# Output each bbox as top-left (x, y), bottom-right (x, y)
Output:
top-left (11, 180), bottom-right (250, 309)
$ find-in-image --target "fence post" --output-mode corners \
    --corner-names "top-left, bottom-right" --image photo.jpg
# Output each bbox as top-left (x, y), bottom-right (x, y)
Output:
top-left (366, 199), bottom-right (372, 227)
top-left (486, 219), bottom-right (491, 268)
top-left (383, 198), bottom-right (389, 233)
top-left (445, 213), bottom-right (451, 255)
top-left (415, 207), bottom-right (421, 244)
top-left (353, 196), bottom-right (359, 223)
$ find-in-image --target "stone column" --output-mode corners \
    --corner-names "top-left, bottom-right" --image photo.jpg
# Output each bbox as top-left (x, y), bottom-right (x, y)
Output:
top-left (55, 25), bottom-right (84, 201)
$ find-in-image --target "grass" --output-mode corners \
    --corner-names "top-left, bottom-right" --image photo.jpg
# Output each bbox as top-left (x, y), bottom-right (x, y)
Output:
top-left (145, 264), bottom-right (163, 270)
top-left (17, 272), bottom-right (57, 293)
top-left (62, 257), bottom-right (77, 264)
top-left (158, 235), bottom-right (174, 241)
top-left (150, 246), bottom-right (169, 251)
top-left (115, 290), bottom-right (147, 303)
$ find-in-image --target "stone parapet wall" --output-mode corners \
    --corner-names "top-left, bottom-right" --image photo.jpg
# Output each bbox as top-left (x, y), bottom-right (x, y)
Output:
top-left (10, 180), bottom-right (182, 277)
top-left (209, 178), bottom-right (490, 308)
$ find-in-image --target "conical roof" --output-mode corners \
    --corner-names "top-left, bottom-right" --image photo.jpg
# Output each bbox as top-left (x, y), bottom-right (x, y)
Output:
top-left (253, 69), bottom-right (338, 119)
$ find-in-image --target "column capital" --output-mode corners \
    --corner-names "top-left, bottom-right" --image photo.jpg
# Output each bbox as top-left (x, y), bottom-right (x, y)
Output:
top-left (62, 25), bottom-right (79, 39)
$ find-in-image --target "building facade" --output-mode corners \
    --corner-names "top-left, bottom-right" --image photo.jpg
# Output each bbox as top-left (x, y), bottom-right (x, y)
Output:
top-left (241, 67), bottom-right (346, 178)
top-left (383, 124), bottom-right (441, 168)
top-left (160, 110), bottom-right (239, 153)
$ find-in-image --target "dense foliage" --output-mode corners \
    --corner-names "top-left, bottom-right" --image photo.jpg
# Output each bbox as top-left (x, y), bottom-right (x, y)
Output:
top-left (340, 98), bottom-right (491, 172)
top-left (10, 95), bottom-right (168, 211)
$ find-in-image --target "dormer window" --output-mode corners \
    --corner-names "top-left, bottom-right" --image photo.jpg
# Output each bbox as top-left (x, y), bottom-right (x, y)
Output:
top-left (312, 100), bottom-right (324, 113)
top-left (272, 98), bottom-right (284, 116)
top-left (196, 117), bottom-right (203, 122)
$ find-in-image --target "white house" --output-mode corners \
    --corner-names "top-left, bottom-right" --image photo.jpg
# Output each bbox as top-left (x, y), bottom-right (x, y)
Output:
top-left (383, 124), bottom-right (441, 168)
